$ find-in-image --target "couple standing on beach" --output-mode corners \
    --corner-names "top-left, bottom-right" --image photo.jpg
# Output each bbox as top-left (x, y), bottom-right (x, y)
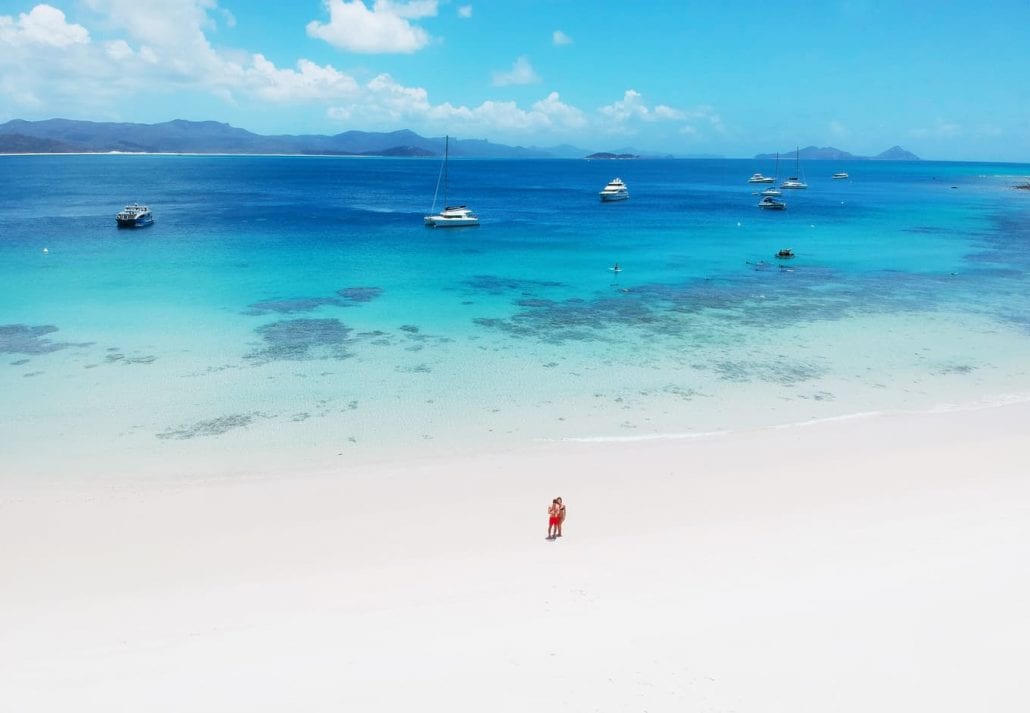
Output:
top-left (547, 497), bottom-right (565, 540)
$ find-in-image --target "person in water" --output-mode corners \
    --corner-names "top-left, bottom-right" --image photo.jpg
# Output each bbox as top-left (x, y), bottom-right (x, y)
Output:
top-left (547, 499), bottom-right (561, 540)
top-left (613, 262), bottom-right (620, 272)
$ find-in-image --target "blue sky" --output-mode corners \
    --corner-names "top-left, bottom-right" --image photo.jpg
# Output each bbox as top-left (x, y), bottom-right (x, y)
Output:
top-left (1, 0), bottom-right (1028, 160)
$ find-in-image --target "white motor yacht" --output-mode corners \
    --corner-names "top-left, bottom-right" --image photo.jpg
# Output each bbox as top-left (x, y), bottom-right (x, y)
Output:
top-left (599, 177), bottom-right (629, 202)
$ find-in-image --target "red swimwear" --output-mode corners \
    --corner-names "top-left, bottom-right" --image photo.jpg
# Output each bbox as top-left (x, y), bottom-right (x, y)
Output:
top-left (549, 516), bottom-right (560, 526)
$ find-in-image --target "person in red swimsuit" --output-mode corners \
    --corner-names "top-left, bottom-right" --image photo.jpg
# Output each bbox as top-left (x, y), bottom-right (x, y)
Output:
top-left (547, 499), bottom-right (561, 540)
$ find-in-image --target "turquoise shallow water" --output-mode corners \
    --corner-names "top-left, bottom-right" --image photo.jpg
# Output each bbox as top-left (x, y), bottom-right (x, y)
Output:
top-left (2, 155), bottom-right (1029, 480)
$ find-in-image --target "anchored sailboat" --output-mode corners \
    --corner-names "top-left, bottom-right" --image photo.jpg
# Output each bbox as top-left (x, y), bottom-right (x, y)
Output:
top-left (780, 146), bottom-right (808, 189)
top-left (424, 136), bottom-right (480, 228)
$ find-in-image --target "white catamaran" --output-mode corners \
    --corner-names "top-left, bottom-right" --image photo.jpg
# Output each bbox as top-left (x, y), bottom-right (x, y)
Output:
top-left (424, 136), bottom-right (480, 228)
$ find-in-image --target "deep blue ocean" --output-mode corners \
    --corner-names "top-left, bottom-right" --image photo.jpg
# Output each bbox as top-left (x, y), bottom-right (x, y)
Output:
top-left (2, 155), bottom-right (1029, 480)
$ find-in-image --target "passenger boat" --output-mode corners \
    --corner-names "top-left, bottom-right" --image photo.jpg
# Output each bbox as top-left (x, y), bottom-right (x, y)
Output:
top-left (115, 203), bottom-right (154, 228)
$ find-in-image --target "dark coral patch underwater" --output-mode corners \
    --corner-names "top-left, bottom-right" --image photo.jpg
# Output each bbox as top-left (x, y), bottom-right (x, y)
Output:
top-left (0, 324), bottom-right (92, 355)
top-left (246, 318), bottom-right (354, 363)
top-left (157, 412), bottom-right (266, 440)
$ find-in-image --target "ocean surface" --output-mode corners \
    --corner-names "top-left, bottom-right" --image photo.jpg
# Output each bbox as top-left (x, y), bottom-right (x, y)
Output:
top-left (2, 154), bottom-right (1029, 481)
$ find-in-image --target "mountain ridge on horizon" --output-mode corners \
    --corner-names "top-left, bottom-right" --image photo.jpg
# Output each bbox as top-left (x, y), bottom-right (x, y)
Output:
top-left (755, 145), bottom-right (921, 161)
top-left (0, 118), bottom-right (919, 160)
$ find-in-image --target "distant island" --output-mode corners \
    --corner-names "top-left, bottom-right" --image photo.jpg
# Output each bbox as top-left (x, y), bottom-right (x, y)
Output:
top-left (755, 145), bottom-right (920, 161)
top-left (0, 118), bottom-right (583, 159)
top-left (0, 119), bottom-right (924, 161)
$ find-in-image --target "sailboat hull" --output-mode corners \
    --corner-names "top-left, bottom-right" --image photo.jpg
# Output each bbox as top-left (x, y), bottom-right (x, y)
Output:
top-left (424, 216), bottom-right (480, 227)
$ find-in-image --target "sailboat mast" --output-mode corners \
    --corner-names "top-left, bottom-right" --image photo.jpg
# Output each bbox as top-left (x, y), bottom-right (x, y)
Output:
top-left (443, 135), bottom-right (449, 208)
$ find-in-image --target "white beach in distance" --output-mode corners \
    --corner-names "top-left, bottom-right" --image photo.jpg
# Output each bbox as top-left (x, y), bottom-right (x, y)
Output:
top-left (3, 400), bottom-right (1028, 712)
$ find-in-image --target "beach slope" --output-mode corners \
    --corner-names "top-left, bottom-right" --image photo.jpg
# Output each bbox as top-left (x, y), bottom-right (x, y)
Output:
top-left (2, 403), bottom-right (1028, 712)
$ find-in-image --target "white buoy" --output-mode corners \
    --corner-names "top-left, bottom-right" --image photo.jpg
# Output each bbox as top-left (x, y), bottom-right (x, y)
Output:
top-left (42, 247), bottom-right (48, 253)
top-left (736, 221), bottom-right (741, 227)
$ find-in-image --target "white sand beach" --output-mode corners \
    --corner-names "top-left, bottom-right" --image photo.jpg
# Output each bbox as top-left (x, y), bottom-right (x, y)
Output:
top-left (2, 401), bottom-right (1029, 712)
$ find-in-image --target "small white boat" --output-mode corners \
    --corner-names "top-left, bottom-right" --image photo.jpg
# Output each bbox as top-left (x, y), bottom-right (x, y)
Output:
top-left (832, 171), bottom-right (849, 179)
top-left (780, 147), bottom-right (808, 189)
top-left (424, 135), bottom-right (479, 228)
top-left (599, 177), bottom-right (629, 202)
top-left (760, 187), bottom-right (783, 197)
top-left (758, 196), bottom-right (787, 210)
top-left (115, 203), bottom-right (154, 228)
top-left (748, 172), bottom-right (775, 184)
top-left (424, 205), bottom-right (479, 227)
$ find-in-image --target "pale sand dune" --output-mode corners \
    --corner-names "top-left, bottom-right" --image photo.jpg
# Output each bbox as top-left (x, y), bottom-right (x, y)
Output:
top-left (2, 402), bottom-right (1029, 712)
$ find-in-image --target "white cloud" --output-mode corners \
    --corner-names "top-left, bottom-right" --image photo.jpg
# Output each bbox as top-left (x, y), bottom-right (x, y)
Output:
top-left (597, 90), bottom-right (725, 139)
top-left (104, 38), bottom-right (133, 60)
top-left (248, 55), bottom-right (360, 102)
top-left (532, 91), bottom-right (587, 128)
top-left (457, 5), bottom-right (472, 18)
top-left (306, 0), bottom-right (437, 54)
top-left (552, 30), bottom-right (572, 45)
top-left (599, 90), bottom-right (683, 124)
top-left (328, 76), bottom-right (585, 135)
top-left (491, 56), bottom-right (540, 86)
top-left (0, 1), bottom-right (366, 113)
top-left (0, 4), bottom-right (90, 47)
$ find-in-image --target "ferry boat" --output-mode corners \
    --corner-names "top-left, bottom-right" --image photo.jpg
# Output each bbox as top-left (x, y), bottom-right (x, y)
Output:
top-left (115, 203), bottom-right (154, 228)
top-left (599, 177), bottom-right (629, 201)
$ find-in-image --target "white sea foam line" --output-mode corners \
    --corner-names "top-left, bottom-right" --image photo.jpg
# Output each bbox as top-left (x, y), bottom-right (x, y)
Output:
top-left (925, 390), bottom-right (1030, 414)
top-left (773, 410), bottom-right (885, 429)
top-left (555, 392), bottom-right (1030, 445)
top-left (555, 429), bottom-right (731, 444)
